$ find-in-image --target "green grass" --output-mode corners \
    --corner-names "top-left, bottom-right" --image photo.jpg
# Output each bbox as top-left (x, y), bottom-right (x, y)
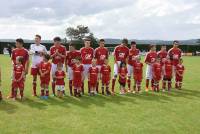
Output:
top-left (0, 55), bottom-right (200, 134)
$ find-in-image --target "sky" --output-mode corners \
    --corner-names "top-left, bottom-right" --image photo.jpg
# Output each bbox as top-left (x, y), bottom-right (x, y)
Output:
top-left (0, 0), bottom-right (200, 40)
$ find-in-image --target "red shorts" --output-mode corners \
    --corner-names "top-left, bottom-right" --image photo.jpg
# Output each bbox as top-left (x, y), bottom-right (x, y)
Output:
top-left (31, 68), bottom-right (40, 76)
top-left (134, 75), bottom-right (142, 82)
top-left (40, 77), bottom-right (50, 85)
top-left (73, 80), bottom-right (82, 88)
top-left (12, 80), bottom-right (24, 89)
top-left (102, 76), bottom-right (110, 85)
top-left (153, 76), bottom-right (161, 81)
top-left (176, 76), bottom-right (183, 82)
top-left (90, 82), bottom-right (97, 87)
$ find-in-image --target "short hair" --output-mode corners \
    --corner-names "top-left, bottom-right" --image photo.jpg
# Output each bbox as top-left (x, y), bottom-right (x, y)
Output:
top-left (173, 40), bottom-right (179, 44)
top-left (122, 38), bottom-right (128, 45)
top-left (99, 39), bottom-right (105, 42)
top-left (53, 36), bottom-right (61, 42)
top-left (17, 56), bottom-right (24, 63)
top-left (69, 42), bottom-right (76, 48)
top-left (44, 54), bottom-right (51, 61)
top-left (35, 34), bottom-right (41, 39)
top-left (149, 44), bottom-right (156, 49)
top-left (131, 41), bottom-right (136, 45)
top-left (16, 38), bottom-right (24, 45)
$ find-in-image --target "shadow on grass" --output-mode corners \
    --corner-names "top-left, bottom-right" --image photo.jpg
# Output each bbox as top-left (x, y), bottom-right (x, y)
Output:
top-left (0, 100), bottom-right (18, 114)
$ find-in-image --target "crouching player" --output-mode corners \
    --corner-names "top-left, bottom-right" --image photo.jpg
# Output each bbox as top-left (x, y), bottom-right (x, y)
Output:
top-left (72, 57), bottom-right (84, 97)
top-left (152, 57), bottom-right (162, 92)
top-left (0, 66), bottom-right (2, 100)
top-left (162, 56), bottom-right (173, 91)
top-left (175, 58), bottom-right (185, 90)
top-left (55, 63), bottom-right (66, 98)
top-left (12, 57), bottom-right (25, 100)
top-left (100, 59), bottom-right (111, 95)
top-left (118, 62), bottom-right (128, 95)
top-left (88, 59), bottom-right (99, 96)
top-left (39, 54), bottom-right (51, 99)
top-left (133, 56), bottom-right (143, 93)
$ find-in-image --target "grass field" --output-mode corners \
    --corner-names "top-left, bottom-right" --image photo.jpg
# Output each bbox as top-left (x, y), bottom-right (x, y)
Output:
top-left (0, 55), bottom-right (200, 134)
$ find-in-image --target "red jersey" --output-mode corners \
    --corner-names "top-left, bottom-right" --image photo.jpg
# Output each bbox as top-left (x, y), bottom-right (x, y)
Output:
top-left (152, 62), bottom-right (162, 81)
top-left (66, 50), bottom-right (81, 67)
top-left (94, 47), bottom-right (109, 65)
top-left (100, 64), bottom-right (111, 84)
top-left (176, 64), bottom-right (185, 77)
top-left (39, 61), bottom-right (51, 77)
top-left (13, 64), bottom-right (24, 80)
top-left (50, 45), bottom-right (66, 64)
top-left (72, 64), bottom-right (84, 86)
top-left (118, 67), bottom-right (128, 83)
top-left (89, 67), bottom-right (99, 84)
top-left (80, 47), bottom-right (94, 64)
top-left (55, 70), bottom-right (65, 85)
top-left (11, 48), bottom-right (29, 67)
top-left (128, 48), bottom-right (140, 65)
top-left (168, 48), bottom-right (182, 66)
top-left (163, 60), bottom-right (173, 78)
top-left (144, 51), bottom-right (157, 64)
top-left (157, 50), bottom-right (168, 66)
top-left (133, 62), bottom-right (143, 81)
top-left (114, 45), bottom-right (129, 62)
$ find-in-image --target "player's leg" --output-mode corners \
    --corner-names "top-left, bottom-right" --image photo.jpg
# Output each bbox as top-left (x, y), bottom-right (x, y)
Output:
top-left (112, 63), bottom-right (118, 94)
top-left (145, 65), bottom-right (151, 91)
top-left (162, 77), bottom-right (167, 91)
top-left (168, 78), bottom-right (172, 91)
top-left (31, 68), bottom-right (38, 96)
top-left (137, 80), bottom-right (141, 93)
top-left (101, 83), bottom-right (105, 95)
top-left (40, 83), bottom-right (45, 98)
top-left (51, 64), bottom-right (56, 96)
top-left (68, 66), bottom-right (73, 96)
top-left (45, 84), bottom-right (49, 98)
top-left (127, 64), bottom-right (133, 92)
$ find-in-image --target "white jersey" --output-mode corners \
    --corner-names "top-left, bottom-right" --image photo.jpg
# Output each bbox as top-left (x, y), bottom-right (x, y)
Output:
top-left (30, 44), bottom-right (47, 68)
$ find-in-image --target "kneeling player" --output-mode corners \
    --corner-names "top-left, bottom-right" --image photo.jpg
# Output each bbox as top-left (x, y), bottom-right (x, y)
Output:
top-left (133, 56), bottom-right (143, 93)
top-left (72, 57), bottom-right (84, 97)
top-left (175, 58), bottom-right (185, 90)
top-left (118, 62), bottom-right (128, 95)
top-left (88, 59), bottom-right (99, 96)
top-left (162, 56), bottom-right (173, 91)
top-left (55, 63), bottom-right (66, 98)
top-left (100, 59), bottom-right (111, 95)
top-left (39, 54), bottom-right (51, 99)
top-left (12, 57), bottom-right (25, 100)
top-left (152, 57), bottom-right (162, 92)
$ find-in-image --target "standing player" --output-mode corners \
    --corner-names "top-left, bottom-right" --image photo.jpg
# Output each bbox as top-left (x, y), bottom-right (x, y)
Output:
top-left (168, 40), bottom-right (182, 86)
top-left (55, 63), bottom-right (66, 98)
top-left (100, 59), bottom-right (111, 95)
top-left (94, 39), bottom-right (109, 93)
top-left (175, 58), bottom-right (185, 89)
top-left (157, 45), bottom-right (168, 66)
top-left (162, 56), bottom-right (173, 91)
top-left (50, 37), bottom-right (66, 96)
top-left (127, 41), bottom-right (140, 92)
top-left (66, 43), bottom-right (81, 96)
top-left (72, 57), bottom-right (84, 97)
top-left (144, 44), bottom-right (157, 92)
top-left (29, 34), bottom-right (47, 96)
top-left (39, 54), bottom-right (51, 99)
top-left (12, 57), bottom-right (25, 100)
top-left (8, 38), bottom-right (29, 99)
top-left (80, 38), bottom-right (94, 94)
top-left (88, 59), bottom-right (99, 96)
top-left (152, 57), bottom-right (162, 92)
top-left (133, 56), bottom-right (143, 93)
top-left (111, 39), bottom-right (129, 95)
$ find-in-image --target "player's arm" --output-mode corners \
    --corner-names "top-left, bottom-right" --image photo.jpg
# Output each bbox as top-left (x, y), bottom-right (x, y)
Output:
top-left (25, 55), bottom-right (30, 75)
top-left (57, 48), bottom-right (66, 58)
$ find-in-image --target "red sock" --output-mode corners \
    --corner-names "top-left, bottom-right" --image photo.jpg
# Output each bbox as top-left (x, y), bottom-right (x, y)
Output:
top-left (96, 82), bottom-right (99, 93)
top-left (146, 79), bottom-right (149, 88)
top-left (46, 90), bottom-right (49, 96)
top-left (112, 79), bottom-right (116, 92)
top-left (162, 81), bottom-right (166, 90)
top-left (33, 82), bottom-right (37, 95)
top-left (168, 81), bottom-right (171, 91)
top-left (127, 79), bottom-right (131, 90)
top-left (88, 81), bottom-right (90, 93)
top-left (52, 82), bottom-right (55, 95)
top-left (69, 80), bottom-right (73, 95)
top-left (137, 81), bottom-right (141, 91)
top-left (41, 89), bottom-right (45, 96)
top-left (157, 83), bottom-right (159, 91)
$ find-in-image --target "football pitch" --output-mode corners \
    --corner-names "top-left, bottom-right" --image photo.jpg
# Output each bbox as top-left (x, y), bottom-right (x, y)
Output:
top-left (0, 55), bottom-right (200, 134)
